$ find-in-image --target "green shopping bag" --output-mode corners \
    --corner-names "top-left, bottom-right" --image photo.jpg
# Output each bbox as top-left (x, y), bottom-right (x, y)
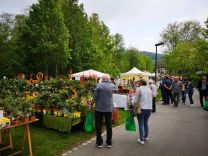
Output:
top-left (84, 112), bottom-right (94, 132)
top-left (125, 112), bottom-right (136, 131)
top-left (203, 100), bottom-right (208, 111)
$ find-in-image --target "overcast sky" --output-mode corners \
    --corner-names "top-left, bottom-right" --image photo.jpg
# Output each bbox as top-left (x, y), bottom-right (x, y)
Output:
top-left (0, 0), bottom-right (208, 52)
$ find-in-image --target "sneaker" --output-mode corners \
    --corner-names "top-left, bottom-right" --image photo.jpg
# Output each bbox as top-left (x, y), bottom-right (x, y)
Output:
top-left (96, 144), bottom-right (103, 148)
top-left (190, 104), bottom-right (195, 107)
top-left (106, 144), bottom-right (112, 148)
top-left (144, 137), bottom-right (149, 141)
top-left (137, 139), bottom-right (144, 145)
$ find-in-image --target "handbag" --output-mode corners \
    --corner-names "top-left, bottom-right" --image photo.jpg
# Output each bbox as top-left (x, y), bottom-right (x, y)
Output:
top-left (132, 99), bottom-right (141, 116)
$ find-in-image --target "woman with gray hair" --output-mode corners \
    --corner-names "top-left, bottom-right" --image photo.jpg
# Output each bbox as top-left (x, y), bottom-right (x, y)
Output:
top-left (133, 79), bottom-right (152, 145)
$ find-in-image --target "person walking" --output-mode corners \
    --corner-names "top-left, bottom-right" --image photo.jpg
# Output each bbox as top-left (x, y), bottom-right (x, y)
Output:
top-left (171, 76), bottom-right (182, 107)
top-left (148, 79), bottom-right (158, 112)
top-left (133, 79), bottom-right (152, 145)
top-left (197, 76), bottom-right (208, 107)
top-left (163, 76), bottom-right (172, 105)
top-left (93, 75), bottom-right (117, 148)
top-left (181, 79), bottom-right (187, 104)
top-left (159, 77), bottom-right (165, 102)
top-left (187, 78), bottom-right (194, 107)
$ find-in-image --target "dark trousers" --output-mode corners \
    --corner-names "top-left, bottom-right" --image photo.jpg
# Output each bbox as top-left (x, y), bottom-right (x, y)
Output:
top-left (188, 91), bottom-right (194, 104)
top-left (199, 90), bottom-right (207, 107)
top-left (181, 91), bottom-right (186, 103)
top-left (173, 92), bottom-right (180, 107)
top-left (160, 87), bottom-right (165, 101)
top-left (95, 111), bottom-right (112, 146)
top-left (152, 97), bottom-right (156, 112)
top-left (164, 89), bottom-right (171, 104)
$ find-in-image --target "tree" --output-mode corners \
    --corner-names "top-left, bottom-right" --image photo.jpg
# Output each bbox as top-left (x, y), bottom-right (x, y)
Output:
top-left (163, 42), bottom-right (197, 75)
top-left (203, 18), bottom-right (208, 38)
top-left (18, 0), bottom-right (70, 77)
top-left (0, 13), bottom-right (24, 78)
top-left (194, 39), bottom-right (208, 74)
top-left (62, 0), bottom-right (93, 72)
top-left (161, 21), bottom-right (203, 50)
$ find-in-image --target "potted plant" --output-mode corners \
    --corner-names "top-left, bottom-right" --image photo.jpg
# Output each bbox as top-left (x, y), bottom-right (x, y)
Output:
top-left (29, 109), bottom-right (36, 121)
top-left (34, 92), bottom-right (50, 113)
top-left (22, 98), bottom-right (33, 122)
top-left (57, 109), bottom-right (63, 117)
top-left (63, 108), bottom-right (69, 118)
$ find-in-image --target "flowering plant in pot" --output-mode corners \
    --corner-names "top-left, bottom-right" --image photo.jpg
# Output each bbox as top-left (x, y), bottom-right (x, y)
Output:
top-left (33, 92), bottom-right (50, 113)
top-left (21, 98), bottom-right (33, 122)
top-left (29, 109), bottom-right (36, 120)
top-left (50, 93), bottom-right (62, 116)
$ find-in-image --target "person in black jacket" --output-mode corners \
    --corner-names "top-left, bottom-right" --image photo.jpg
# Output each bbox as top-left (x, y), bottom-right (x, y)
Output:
top-left (197, 76), bottom-right (208, 107)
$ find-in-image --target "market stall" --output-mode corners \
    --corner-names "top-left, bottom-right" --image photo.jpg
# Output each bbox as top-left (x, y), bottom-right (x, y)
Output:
top-left (120, 67), bottom-right (148, 81)
top-left (72, 69), bottom-right (110, 80)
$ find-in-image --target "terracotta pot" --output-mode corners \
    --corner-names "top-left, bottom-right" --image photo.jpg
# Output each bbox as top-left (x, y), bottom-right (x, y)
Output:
top-left (30, 115), bottom-right (36, 121)
top-left (32, 104), bottom-right (37, 109)
top-left (53, 108), bottom-right (59, 116)
top-left (22, 117), bottom-right (30, 123)
top-left (36, 108), bottom-right (42, 113)
top-left (11, 119), bottom-right (19, 125)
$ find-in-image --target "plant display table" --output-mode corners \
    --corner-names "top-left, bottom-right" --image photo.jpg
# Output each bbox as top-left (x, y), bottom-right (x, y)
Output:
top-left (0, 119), bottom-right (38, 156)
top-left (43, 115), bottom-right (81, 133)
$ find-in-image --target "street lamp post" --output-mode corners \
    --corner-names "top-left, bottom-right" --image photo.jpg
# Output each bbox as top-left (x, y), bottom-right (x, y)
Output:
top-left (154, 42), bottom-right (164, 82)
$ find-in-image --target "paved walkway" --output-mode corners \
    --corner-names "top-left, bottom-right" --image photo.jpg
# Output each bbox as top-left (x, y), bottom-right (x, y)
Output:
top-left (62, 90), bottom-right (208, 156)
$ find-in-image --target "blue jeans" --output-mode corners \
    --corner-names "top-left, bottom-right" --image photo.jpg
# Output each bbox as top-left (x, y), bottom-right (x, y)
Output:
top-left (137, 109), bottom-right (152, 141)
top-left (181, 91), bottom-right (186, 103)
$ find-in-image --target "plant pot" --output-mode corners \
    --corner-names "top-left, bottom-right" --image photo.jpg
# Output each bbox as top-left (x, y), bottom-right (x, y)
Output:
top-left (57, 111), bottom-right (63, 117)
top-left (32, 104), bottom-right (37, 109)
top-left (30, 115), bottom-right (36, 121)
top-left (22, 117), bottom-right (30, 122)
top-left (63, 113), bottom-right (68, 118)
top-left (36, 108), bottom-right (42, 113)
top-left (11, 119), bottom-right (19, 125)
top-left (53, 108), bottom-right (58, 116)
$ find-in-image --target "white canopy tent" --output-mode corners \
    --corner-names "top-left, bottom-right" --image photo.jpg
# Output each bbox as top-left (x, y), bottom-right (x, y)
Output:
top-left (121, 67), bottom-right (145, 75)
top-left (71, 69), bottom-right (109, 80)
top-left (120, 67), bottom-right (147, 81)
top-left (143, 71), bottom-right (154, 77)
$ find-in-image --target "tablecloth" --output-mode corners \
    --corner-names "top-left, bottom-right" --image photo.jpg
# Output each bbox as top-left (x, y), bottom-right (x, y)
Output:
top-left (113, 94), bottom-right (128, 109)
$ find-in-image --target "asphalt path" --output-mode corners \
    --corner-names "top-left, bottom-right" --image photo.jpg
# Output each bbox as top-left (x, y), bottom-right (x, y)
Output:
top-left (62, 90), bottom-right (208, 156)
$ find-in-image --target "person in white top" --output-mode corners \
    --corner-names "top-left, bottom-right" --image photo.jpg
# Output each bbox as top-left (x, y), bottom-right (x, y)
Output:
top-left (148, 79), bottom-right (158, 112)
top-left (133, 79), bottom-right (152, 145)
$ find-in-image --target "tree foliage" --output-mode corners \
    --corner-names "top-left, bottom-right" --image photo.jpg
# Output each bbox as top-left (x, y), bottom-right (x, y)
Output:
top-left (161, 21), bottom-right (203, 50)
top-left (160, 20), bottom-right (208, 76)
top-left (18, 0), bottom-right (70, 77)
top-left (0, 0), bottom-right (153, 79)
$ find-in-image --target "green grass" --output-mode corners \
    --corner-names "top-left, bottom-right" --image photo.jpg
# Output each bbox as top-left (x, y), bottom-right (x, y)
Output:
top-left (1, 109), bottom-right (129, 156)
